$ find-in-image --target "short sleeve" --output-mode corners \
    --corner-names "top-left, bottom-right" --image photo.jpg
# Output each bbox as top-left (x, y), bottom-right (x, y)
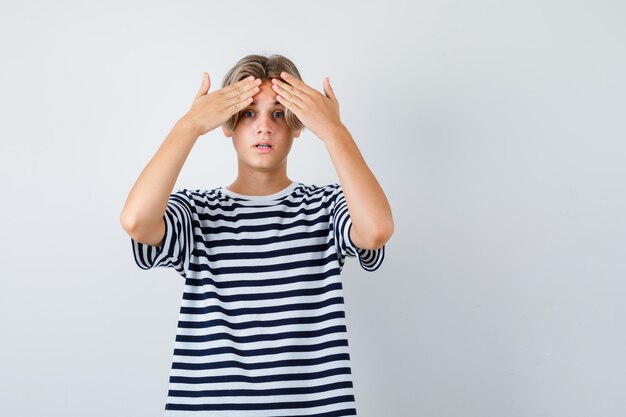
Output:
top-left (130, 189), bottom-right (195, 276)
top-left (330, 184), bottom-right (385, 272)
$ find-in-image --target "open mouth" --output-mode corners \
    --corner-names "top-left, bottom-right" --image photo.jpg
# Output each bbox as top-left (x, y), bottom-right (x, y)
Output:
top-left (254, 141), bottom-right (273, 152)
top-left (254, 143), bottom-right (273, 153)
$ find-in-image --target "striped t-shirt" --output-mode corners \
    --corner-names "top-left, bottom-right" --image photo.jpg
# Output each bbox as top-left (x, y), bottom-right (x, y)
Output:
top-left (130, 181), bottom-right (386, 417)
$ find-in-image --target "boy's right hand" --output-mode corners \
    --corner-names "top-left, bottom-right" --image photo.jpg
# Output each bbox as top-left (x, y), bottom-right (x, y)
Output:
top-left (182, 72), bottom-right (262, 136)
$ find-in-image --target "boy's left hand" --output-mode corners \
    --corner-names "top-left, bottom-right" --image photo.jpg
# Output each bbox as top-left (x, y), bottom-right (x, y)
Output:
top-left (271, 72), bottom-right (345, 142)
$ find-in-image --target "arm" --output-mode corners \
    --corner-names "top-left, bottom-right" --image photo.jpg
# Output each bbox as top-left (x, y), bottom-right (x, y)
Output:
top-left (323, 125), bottom-right (394, 250)
top-left (120, 72), bottom-right (262, 246)
top-left (119, 118), bottom-right (199, 246)
top-left (269, 72), bottom-right (394, 249)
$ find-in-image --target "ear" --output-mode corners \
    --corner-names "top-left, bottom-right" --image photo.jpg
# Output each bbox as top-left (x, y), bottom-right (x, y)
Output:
top-left (221, 125), bottom-right (232, 138)
top-left (293, 128), bottom-right (303, 139)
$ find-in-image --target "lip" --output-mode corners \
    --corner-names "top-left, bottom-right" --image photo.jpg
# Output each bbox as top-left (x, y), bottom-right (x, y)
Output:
top-left (253, 140), bottom-right (273, 153)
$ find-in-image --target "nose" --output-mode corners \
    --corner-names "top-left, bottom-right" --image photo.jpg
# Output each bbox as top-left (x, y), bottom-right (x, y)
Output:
top-left (256, 112), bottom-right (274, 135)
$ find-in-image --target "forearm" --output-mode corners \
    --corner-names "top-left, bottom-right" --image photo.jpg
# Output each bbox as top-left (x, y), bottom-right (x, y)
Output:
top-left (120, 116), bottom-right (199, 234)
top-left (322, 125), bottom-right (394, 247)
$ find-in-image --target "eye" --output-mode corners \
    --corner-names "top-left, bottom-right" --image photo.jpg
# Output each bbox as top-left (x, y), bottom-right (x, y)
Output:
top-left (242, 110), bottom-right (254, 117)
top-left (273, 111), bottom-right (284, 118)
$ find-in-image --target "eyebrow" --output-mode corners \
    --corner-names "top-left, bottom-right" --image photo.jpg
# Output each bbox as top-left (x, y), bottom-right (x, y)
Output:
top-left (249, 101), bottom-right (281, 106)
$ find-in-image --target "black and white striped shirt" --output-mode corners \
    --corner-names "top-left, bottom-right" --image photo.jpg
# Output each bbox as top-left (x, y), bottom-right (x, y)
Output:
top-left (130, 181), bottom-right (385, 416)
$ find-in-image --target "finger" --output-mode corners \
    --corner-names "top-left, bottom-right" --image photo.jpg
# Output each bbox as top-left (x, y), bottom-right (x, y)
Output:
top-left (225, 94), bottom-right (255, 115)
top-left (276, 93), bottom-right (303, 114)
top-left (223, 77), bottom-right (261, 101)
top-left (271, 81), bottom-right (306, 107)
top-left (223, 80), bottom-right (259, 101)
top-left (221, 76), bottom-right (258, 97)
top-left (195, 72), bottom-right (211, 99)
top-left (272, 77), bottom-right (309, 102)
top-left (278, 72), bottom-right (316, 96)
top-left (225, 83), bottom-right (259, 109)
top-left (324, 77), bottom-right (337, 101)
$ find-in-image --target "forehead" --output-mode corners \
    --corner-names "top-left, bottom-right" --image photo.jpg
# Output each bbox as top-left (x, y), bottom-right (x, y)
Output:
top-left (248, 81), bottom-right (283, 107)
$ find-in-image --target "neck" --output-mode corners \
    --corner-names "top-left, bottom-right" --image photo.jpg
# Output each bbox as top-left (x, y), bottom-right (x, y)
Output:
top-left (227, 175), bottom-right (293, 196)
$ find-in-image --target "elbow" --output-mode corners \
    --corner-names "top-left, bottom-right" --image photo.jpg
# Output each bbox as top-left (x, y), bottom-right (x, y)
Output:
top-left (369, 220), bottom-right (394, 250)
top-left (120, 210), bottom-right (139, 236)
top-left (379, 216), bottom-right (395, 246)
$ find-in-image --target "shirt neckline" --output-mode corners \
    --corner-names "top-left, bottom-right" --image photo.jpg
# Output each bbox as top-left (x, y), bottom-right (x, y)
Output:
top-left (219, 181), bottom-right (300, 201)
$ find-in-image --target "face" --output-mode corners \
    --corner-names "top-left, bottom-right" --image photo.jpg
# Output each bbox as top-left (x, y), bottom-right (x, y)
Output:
top-left (222, 80), bottom-right (303, 174)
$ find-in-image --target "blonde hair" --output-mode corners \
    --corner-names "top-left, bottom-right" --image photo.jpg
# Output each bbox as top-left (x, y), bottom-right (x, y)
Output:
top-left (221, 54), bottom-right (305, 132)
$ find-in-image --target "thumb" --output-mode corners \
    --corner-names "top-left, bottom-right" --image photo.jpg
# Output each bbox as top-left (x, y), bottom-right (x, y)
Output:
top-left (323, 77), bottom-right (337, 101)
top-left (196, 72), bottom-right (211, 98)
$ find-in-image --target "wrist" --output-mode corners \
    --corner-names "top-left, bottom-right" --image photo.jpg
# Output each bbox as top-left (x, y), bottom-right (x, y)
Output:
top-left (321, 123), bottom-right (350, 144)
top-left (176, 115), bottom-right (202, 137)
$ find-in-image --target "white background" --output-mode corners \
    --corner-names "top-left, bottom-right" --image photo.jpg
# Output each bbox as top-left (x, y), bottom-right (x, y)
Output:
top-left (1, 1), bottom-right (625, 416)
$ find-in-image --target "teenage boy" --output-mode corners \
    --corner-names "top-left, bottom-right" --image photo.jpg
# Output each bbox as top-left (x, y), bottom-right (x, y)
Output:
top-left (120, 54), bottom-right (393, 416)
